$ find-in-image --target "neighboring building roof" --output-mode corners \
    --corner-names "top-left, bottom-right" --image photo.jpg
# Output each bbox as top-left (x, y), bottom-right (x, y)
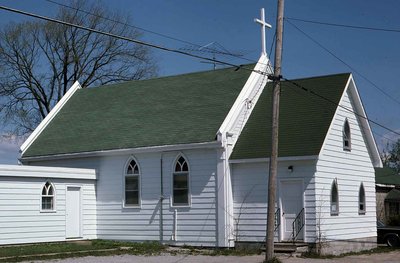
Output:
top-left (230, 73), bottom-right (351, 159)
top-left (386, 189), bottom-right (400, 201)
top-left (375, 167), bottom-right (400, 186)
top-left (22, 66), bottom-right (253, 158)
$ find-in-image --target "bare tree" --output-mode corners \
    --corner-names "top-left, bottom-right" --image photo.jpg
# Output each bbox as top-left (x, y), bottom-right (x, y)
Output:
top-left (382, 139), bottom-right (400, 173)
top-left (0, 0), bottom-right (157, 135)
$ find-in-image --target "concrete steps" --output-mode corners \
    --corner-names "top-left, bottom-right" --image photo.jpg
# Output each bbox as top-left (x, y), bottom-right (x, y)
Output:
top-left (273, 242), bottom-right (308, 254)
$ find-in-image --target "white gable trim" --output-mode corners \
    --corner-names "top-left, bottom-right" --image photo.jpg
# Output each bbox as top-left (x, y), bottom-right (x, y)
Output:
top-left (229, 155), bottom-right (318, 163)
top-left (20, 141), bottom-right (222, 162)
top-left (20, 81), bottom-right (83, 156)
top-left (347, 76), bottom-right (382, 168)
top-left (217, 55), bottom-right (272, 145)
top-left (0, 164), bottom-right (96, 180)
top-left (318, 75), bottom-right (382, 168)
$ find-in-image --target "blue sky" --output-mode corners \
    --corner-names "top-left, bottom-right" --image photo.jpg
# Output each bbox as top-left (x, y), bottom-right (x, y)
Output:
top-left (0, 0), bottom-right (399, 164)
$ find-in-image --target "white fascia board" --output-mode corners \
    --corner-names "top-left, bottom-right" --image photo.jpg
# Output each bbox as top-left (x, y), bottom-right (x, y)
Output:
top-left (0, 164), bottom-right (96, 180)
top-left (20, 141), bottom-right (223, 162)
top-left (347, 75), bottom-right (383, 168)
top-left (217, 55), bottom-right (271, 139)
top-left (376, 183), bottom-right (395, 188)
top-left (229, 155), bottom-right (318, 164)
top-left (20, 81), bottom-right (82, 155)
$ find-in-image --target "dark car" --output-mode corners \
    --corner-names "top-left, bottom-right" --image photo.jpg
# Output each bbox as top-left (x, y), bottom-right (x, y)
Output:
top-left (377, 220), bottom-right (400, 247)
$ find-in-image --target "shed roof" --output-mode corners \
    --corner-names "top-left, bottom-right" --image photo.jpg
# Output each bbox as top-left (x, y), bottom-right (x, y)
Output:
top-left (22, 66), bottom-right (253, 158)
top-left (230, 73), bottom-right (351, 159)
top-left (386, 189), bottom-right (400, 201)
top-left (375, 167), bottom-right (400, 186)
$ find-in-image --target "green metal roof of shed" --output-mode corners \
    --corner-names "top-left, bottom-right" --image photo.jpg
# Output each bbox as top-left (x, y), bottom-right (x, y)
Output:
top-left (230, 73), bottom-right (351, 159)
top-left (375, 167), bottom-right (400, 186)
top-left (22, 66), bottom-right (253, 158)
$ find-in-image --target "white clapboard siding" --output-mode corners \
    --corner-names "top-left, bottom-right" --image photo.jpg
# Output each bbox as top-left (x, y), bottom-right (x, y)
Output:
top-left (161, 149), bottom-right (217, 246)
top-left (315, 89), bottom-right (377, 242)
top-left (93, 149), bottom-right (218, 246)
top-left (232, 160), bottom-right (316, 242)
top-left (0, 166), bottom-right (97, 245)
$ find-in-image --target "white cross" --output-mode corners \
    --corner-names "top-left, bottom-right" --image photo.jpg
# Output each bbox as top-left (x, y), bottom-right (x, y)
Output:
top-left (254, 8), bottom-right (272, 55)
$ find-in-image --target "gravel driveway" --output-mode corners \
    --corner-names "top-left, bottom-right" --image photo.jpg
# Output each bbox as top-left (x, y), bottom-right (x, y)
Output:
top-left (24, 250), bottom-right (400, 263)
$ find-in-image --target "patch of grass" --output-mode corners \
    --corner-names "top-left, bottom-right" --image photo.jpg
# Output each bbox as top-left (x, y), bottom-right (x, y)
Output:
top-left (0, 240), bottom-right (166, 262)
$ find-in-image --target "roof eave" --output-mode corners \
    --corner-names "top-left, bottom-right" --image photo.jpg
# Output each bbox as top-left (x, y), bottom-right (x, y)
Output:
top-left (20, 81), bottom-right (82, 156)
top-left (347, 75), bottom-right (383, 168)
top-left (20, 140), bottom-right (222, 163)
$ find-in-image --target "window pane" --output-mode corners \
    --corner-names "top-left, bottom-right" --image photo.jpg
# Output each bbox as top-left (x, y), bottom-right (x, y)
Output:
top-left (173, 189), bottom-right (188, 205)
top-left (42, 197), bottom-right (53, 210)
top-left (125, 176), bottom-right (138, 191)
top-left (331, 192), bottom-right (337, 202)
top-left (182, 161), bottom-right (188, 172)
top-left (48, 185), bottom-right (54, 196)
top-left (331, 203), bottom-right (337, 213)
top-left (173, 173), bottom-right (188, 189)
top-left (125, 190), bottom-right (139, 205)
top-left (175, 162), bottom-right (181, 172)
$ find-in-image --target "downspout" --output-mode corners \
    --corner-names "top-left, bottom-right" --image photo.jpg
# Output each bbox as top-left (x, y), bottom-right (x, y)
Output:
top-left (160, 153), bottom-right (164, 243)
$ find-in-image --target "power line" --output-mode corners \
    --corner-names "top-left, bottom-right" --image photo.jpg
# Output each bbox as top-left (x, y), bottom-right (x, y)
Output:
top-left (45, 0), bottom-right (197, 47)
top-left (285, 19), bottom-right (400, 107)
top-left (0, 5), bottom-right (270, 77)
top-left (45, 0), bottom-right (267, 67)
top-left (7, 4), bottom-right (396, 139)
top-left (286, 17), bottom-right (400, 33)
top-left (283, 77), bottom-right (400, 137)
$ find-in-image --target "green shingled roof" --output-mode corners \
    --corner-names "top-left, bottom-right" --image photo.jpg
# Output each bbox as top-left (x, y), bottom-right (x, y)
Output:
top-left (375, 167), bottom-right (400, 186)
top-left (230, 73), bottom-right (351, 159)
top-left (22, 66), bottom-right (253, 158)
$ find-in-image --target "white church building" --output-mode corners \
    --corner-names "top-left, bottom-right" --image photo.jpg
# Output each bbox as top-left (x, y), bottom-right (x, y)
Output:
top-left (0, 11), bottom-right (382, 255)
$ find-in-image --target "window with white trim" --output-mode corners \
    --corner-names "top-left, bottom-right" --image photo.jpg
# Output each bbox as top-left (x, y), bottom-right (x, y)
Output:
top-left (173, 156), bottom-right (189, 206)
top-left (359, 183), bottom-right (366, 214)
top-left (125, 159), bottom-right (140, 206)
top-left (41, 181), bottom-right (55, 211)
top-left (331, 180), bottom-right (339, 216)
top-left (343, 119), bottom-right (351, 151)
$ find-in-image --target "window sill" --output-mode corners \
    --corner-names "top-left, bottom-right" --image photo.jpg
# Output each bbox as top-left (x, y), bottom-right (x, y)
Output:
top-left (171, 204), bottom-right (191, 209)
top-left (40, 210), bottom-right (57, 213)
top-left (358, 211), bottom-right (366, 215)
top-left (123, 205), bottom-right (141, 209)
top-left (330, 212), bottom-right (339, 216)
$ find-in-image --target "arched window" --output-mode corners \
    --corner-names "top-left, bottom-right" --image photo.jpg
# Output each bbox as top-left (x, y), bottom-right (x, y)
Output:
top-left (331, 180), bottom-right (339, 216)
top-left (173, 155), bottom-right (189, 206)
top-left (359, 183), bottom-right (366, 214)
top-left (125, 158), bottom-right (140, 206)
top-left (41, 181), bottom-right (55, 211)
top-left (343, 119), bottom-right (351, 151)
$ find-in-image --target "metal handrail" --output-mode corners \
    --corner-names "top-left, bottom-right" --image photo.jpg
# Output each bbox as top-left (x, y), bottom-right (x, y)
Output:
top-left (292, 208), bottom-right (305, 242)
top-left (274, 207), bottom-right (281, 231)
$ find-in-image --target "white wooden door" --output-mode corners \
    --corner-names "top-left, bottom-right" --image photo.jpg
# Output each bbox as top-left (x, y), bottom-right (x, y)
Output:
top-left (280, 180), bottom-right (304, 241)
top-left (66, 186), bottom-right (81, 238)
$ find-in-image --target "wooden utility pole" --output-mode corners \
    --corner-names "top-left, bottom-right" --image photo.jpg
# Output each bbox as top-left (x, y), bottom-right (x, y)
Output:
top-left (265, 0), bottom-right (284, 261)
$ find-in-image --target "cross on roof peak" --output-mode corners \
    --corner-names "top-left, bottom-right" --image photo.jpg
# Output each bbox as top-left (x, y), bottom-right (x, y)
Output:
top-left (254, 8), bottom-right (272, 56)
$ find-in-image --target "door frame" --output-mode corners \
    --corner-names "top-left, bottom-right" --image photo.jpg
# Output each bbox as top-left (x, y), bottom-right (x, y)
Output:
top-left (278, 178), bottom-right (305, 242)
top-left (65, 185), bottom-right (83, 239)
